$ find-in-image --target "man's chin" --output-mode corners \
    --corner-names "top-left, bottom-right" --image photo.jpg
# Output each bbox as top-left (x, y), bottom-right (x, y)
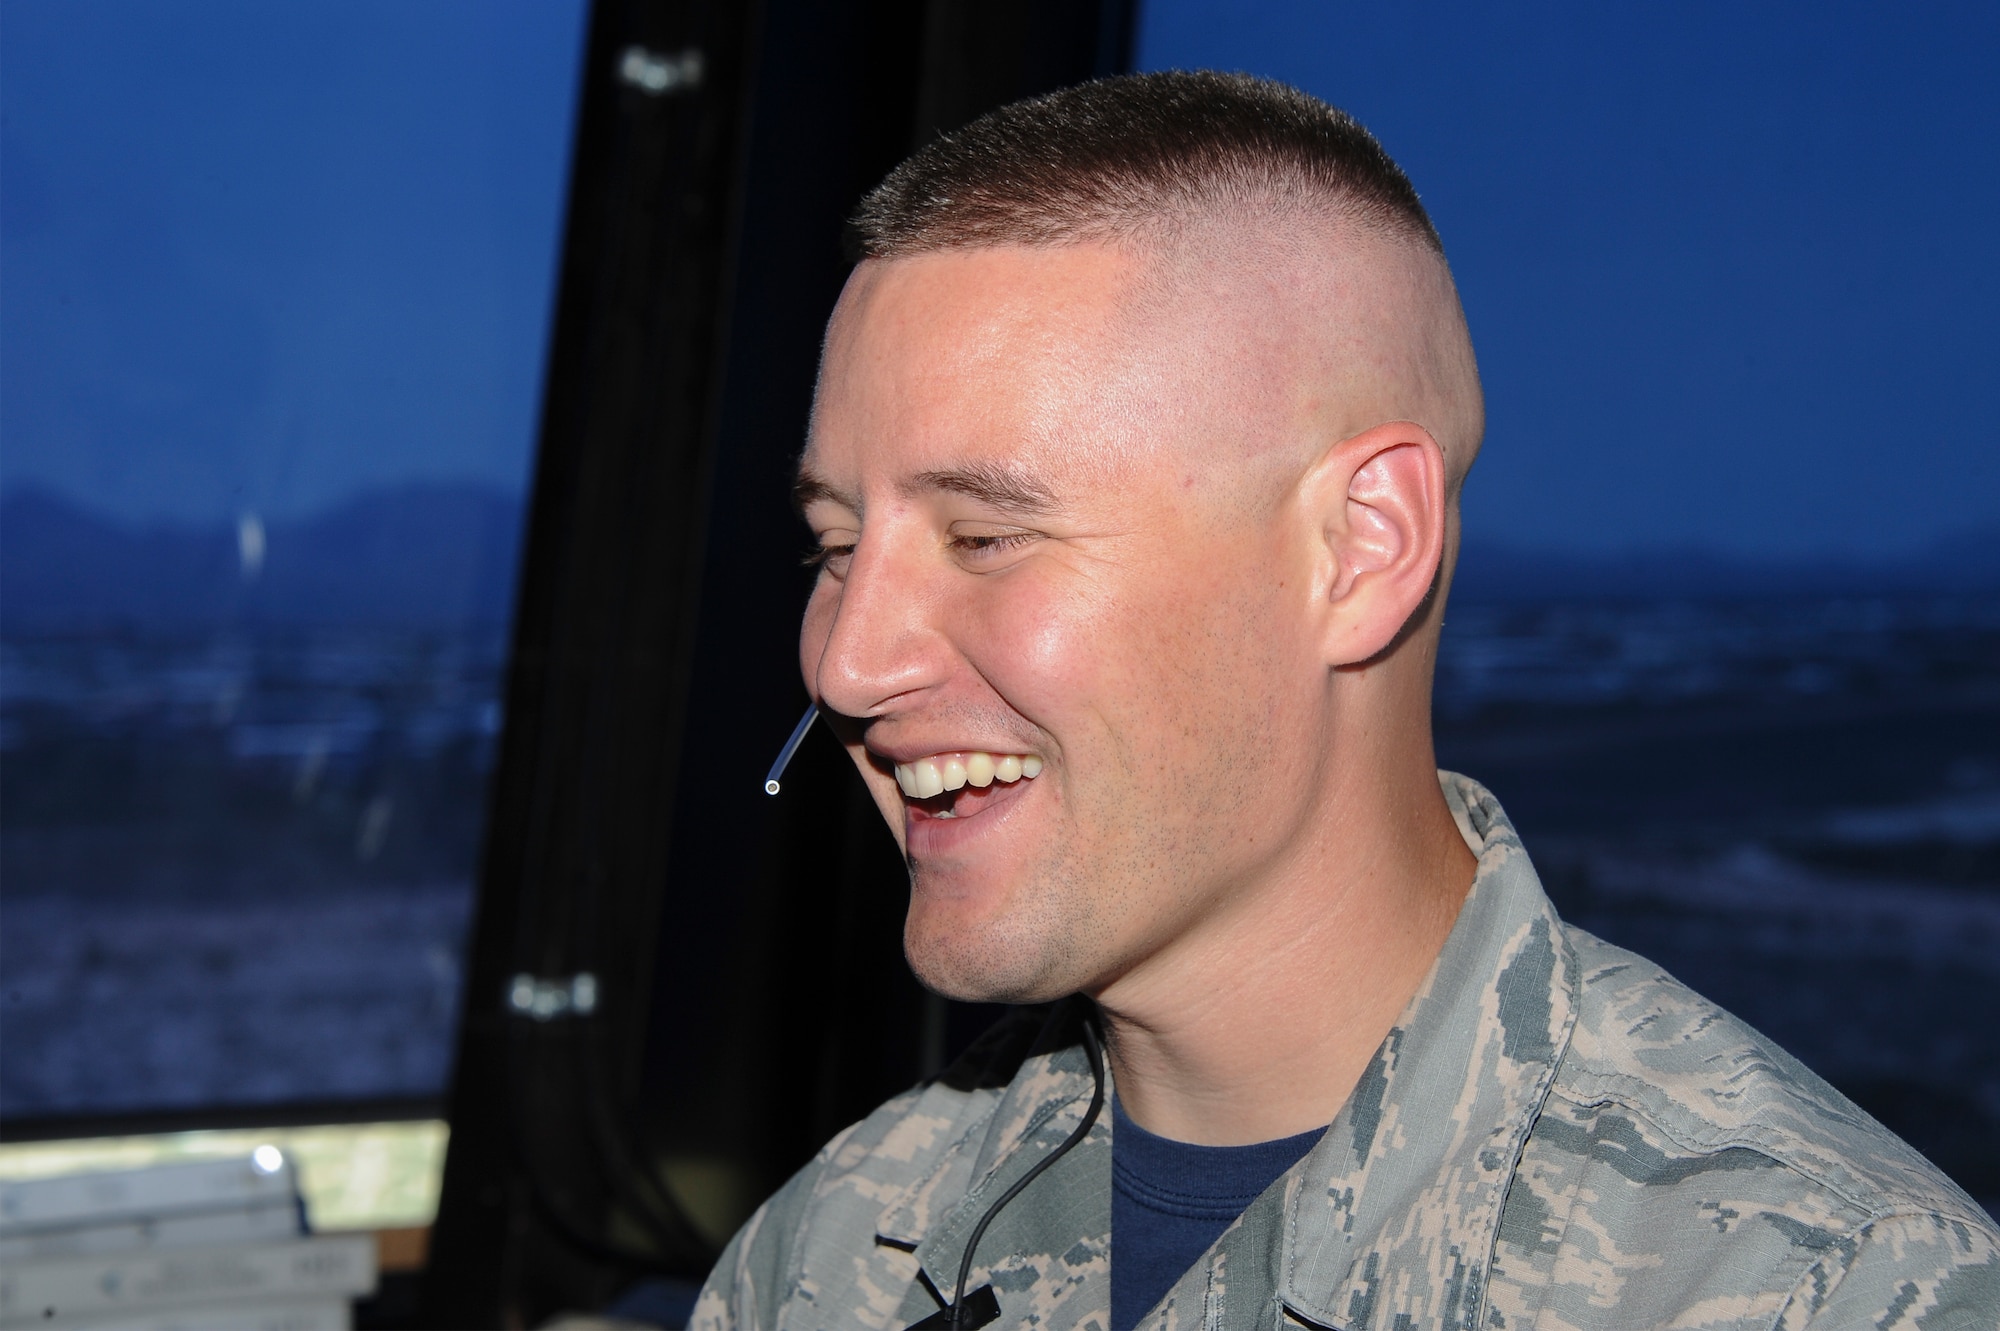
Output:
top-left (903, 913), bottom-right (1078, 1006)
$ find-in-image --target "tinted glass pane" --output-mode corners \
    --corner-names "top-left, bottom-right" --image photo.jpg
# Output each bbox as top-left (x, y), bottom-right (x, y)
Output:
top-left (0, 1), bottom-right (588, 1118)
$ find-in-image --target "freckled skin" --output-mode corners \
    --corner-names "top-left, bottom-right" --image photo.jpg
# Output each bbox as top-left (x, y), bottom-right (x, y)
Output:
top-left (800, 223), bottom-right (1482, 1146)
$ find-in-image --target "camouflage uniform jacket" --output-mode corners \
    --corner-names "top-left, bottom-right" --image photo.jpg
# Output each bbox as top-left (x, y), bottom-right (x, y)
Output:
top-left (693, 773), bottom-right (2000, 1330)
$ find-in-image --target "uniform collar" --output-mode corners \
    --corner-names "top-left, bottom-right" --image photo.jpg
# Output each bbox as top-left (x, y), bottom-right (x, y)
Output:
top-left (1264, 773), bottom-right (1578, 1329)
top-left (876, 1002), bottom-right (1112, 1314)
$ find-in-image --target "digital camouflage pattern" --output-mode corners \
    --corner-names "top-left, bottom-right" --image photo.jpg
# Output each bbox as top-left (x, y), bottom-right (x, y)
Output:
top-left (692, 774), bottom-right (2000, 1330)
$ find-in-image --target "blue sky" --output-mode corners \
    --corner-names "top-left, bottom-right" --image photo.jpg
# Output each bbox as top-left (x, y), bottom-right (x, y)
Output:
top-left (0, 1), bottom-right (585, 523)
top-left (1139, 1), bottom-right (1999, 556)
top-left (1, 2), bottom-right (1993, 556)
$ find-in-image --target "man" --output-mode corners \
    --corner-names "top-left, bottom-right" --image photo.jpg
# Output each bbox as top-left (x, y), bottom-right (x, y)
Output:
top-left (693, 72), bottom-right (1999, 1330)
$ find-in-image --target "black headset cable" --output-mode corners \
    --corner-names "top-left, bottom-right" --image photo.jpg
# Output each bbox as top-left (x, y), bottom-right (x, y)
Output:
top-left (944, 1014), bottom-right (1106, 1329)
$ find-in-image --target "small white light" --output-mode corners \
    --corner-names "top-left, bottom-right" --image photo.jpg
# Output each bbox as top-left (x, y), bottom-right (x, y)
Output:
top-left (250, 1145), bottom-right (284, 1175)
top-left (617, 46), bottom-right (703, 96)
top-left (237, 512), bottom-right (266, 580)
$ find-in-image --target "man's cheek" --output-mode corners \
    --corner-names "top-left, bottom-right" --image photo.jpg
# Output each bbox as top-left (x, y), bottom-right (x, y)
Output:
top-left (979, 582), bottom-right (1133, 690)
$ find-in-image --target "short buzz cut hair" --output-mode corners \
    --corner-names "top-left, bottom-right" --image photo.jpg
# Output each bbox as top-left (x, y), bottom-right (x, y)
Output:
top-left (851, 70), bottom-right (1442, 261)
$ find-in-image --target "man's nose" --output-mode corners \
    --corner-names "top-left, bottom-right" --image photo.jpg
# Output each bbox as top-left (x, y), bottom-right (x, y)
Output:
top-left (808, 539), bottom-right (950, 720)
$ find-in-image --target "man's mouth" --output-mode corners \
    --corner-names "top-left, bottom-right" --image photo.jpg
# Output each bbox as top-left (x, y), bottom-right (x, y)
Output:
top-left (892, 750), bottom-right (1043, 819)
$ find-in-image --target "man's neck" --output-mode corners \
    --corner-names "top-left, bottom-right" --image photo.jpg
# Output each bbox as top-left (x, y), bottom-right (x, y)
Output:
top-left (1092, 760), bottom-right (1475, 1147)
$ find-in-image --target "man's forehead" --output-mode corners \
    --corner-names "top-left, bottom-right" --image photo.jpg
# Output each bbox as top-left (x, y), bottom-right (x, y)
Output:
top-left (818, 245), bottom-right (1158, 406)
top-left (803, 246), bottom-right (1170, 503)
top-left (838, 241), bottom-right (1149, 322)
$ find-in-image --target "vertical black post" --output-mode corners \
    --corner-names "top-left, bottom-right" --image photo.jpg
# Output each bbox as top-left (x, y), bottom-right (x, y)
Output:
top-left (420, 0), bottom-right (759, 1324)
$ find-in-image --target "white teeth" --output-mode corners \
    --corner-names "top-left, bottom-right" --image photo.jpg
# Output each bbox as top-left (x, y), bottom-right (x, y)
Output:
top-left (891, 750), bottom-right (1042, 798)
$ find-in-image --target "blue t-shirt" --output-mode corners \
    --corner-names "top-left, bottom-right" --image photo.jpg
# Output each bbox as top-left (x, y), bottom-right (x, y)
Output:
top-left (1110, 1096), bottom-right (1327, 1328)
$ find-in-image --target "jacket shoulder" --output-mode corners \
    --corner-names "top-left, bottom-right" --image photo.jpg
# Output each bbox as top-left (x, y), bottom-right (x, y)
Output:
top-left (1555, 924), bottom-right (1982, 1222)
top-left (1487, 926), bottom-right (1998, 1329)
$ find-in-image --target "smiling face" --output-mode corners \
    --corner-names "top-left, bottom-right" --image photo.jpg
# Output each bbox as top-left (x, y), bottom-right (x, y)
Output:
top-left (798, 241), bottom-right (1354, 1003)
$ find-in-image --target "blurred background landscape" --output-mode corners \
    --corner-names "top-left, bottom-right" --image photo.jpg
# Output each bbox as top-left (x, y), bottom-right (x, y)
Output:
top-left (0, 483), bottom-right (516, 1116)
top-left (4, 481), bottom-right (1994, 1211)
top-left (1436, 547), bottom-right (2000, 1209)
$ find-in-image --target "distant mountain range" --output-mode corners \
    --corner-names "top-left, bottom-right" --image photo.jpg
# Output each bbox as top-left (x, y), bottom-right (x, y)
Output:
top-left (2, 482), bottom-right (1995, 632)
top-left (1450, 528), bottom-right (2000, 603)
top-left (1, 483), bottom-right (526, 631)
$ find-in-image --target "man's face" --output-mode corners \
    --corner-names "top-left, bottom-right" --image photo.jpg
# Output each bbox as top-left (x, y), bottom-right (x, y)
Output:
top-left (798, 244), bottom-right (1330, 1002)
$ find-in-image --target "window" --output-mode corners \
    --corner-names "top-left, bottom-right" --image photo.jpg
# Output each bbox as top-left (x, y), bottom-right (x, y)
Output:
top-left (1, 1), bottom-right (589, 1124)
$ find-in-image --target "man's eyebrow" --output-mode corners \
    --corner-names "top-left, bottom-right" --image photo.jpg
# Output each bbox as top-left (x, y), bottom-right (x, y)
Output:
top-left (902, 462), bottom-right (1060, 516)
top-left (791, 468), bottom-right (856, 517)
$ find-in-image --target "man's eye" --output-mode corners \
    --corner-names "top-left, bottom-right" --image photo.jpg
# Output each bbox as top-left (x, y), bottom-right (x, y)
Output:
top-left (805, 543), bottom-right (855, 571)
top-left (948, 532), bottom-right (1036, 561)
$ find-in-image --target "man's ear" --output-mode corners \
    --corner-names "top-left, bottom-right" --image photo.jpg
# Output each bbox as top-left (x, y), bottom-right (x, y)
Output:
top-left (1302, 420), bottom-right (1449, 667)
